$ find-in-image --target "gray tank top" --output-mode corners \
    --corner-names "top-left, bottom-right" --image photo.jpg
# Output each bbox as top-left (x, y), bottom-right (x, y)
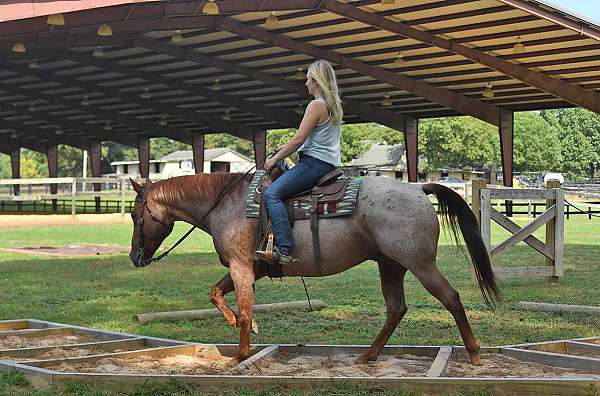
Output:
top-left (298, 99), bottom-right (341, 166)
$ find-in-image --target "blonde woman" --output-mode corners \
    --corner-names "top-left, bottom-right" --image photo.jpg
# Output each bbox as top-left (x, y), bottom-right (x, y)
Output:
top-left (256, 59), bottom-right (343, 265)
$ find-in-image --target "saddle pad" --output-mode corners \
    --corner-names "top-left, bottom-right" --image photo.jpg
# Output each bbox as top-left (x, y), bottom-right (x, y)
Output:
top-left (245, 171), bottom-right (362, 219)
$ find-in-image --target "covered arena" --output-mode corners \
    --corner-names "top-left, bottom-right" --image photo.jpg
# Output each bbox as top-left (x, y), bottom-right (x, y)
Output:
top-left (1, 0), bottom-right (599, 188)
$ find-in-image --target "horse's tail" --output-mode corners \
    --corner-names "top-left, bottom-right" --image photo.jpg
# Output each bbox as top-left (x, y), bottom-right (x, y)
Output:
top-left (422, 183), bottom-right (501, 310)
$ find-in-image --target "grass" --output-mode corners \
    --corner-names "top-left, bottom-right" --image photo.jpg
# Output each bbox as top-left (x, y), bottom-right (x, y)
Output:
top-left (0, 216), bottom-right (598, 395)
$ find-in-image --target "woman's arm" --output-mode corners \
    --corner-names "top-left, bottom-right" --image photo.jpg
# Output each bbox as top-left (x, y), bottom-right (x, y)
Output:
top-left (266, 100), bottom-right (327, 170)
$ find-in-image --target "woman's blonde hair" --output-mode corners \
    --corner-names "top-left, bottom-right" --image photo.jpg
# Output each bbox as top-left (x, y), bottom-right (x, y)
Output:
top-left (307, 59), bottom-right (343, 125)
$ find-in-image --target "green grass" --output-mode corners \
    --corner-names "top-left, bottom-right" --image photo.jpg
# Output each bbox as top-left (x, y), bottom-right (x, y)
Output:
top-left (0, 216), bottom-right (598, 395)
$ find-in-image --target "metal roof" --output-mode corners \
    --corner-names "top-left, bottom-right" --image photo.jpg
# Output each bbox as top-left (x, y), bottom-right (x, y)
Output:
top-left (1, 0), bottom-right (599, 153)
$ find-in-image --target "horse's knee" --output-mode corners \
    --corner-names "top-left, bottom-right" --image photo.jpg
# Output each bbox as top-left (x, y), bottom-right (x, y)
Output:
top-left (209, 286), bottom-right (222, 304)
top-left (386, 302), bottom-right (408, 320)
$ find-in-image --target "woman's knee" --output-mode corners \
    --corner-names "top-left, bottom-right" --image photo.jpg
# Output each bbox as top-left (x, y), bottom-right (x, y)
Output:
top-left (265, 185), bottom-right (283, 202)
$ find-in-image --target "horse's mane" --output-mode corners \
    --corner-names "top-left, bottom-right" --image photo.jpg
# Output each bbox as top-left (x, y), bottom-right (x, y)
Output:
top-left (149, 173), bottom-right (252, 207)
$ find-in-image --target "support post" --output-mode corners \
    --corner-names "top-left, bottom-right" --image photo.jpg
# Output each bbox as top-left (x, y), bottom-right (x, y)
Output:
top-left (47, 144), bottom-right (58, 212)
top-left (10, 146), bottom-right (21, 211)
top-left (89, 140), bottom-right (102, 213)
top-left (192, 133), bottom-right (205, 174)
top-left (545, 179), bottom-right (562, 284)
top-left (499, 109), bottom-right (514, 216)
top-left (253, 129), bottom-right (267, 168)
top-left (404, 116), bottom-right (418, 183)
top-left (120, 177), bottom-right (126, 217)
top-left (471, 179), bottom-right (487, 227)
top-left (137, 135), bottom-right (150, 179)
top-left (71, 177), bottom-right (77, 216)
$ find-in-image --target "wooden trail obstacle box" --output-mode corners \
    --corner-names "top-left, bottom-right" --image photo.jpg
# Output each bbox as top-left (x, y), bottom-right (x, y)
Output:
top-left (1, 319), bottom-right (599, 394)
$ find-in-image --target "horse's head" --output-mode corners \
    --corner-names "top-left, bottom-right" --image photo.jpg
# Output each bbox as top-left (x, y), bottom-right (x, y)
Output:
top-left (128, 178), bottom-right (174, 267)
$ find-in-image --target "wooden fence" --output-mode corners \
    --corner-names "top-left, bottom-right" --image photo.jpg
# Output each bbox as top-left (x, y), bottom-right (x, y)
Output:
top-left (472, 179), bottom-right (564, 283)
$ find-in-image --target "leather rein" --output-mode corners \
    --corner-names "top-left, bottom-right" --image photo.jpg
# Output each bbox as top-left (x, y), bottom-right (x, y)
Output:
top-left (135, 154), bottom-right (272, 266)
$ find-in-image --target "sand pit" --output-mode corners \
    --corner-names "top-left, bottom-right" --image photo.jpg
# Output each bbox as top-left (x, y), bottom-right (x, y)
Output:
top-left (447, 350), bottom-right (600, 378)
top-left (50, 352), bottom-right (233, 375)
top-left (240, 352), bottom-right (433, 378)
top-left (0, 333), bottom-right (100, 350)
top-left (4, 346), bottom-right (132, 362)
top-left (0, 244), bottom-right (128, 257)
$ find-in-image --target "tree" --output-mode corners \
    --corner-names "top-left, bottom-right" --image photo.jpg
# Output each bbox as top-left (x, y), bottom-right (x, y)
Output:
top-left (0, 154), bottom-right (11, 179)
top-left (513, 112), bottom-right (561, 173)
top-left (20, 158), bottom-right (40, 178)
top-left (418, 117), bottom-right (498, 171)
top-left (542, 108), bottom-right (600, 179)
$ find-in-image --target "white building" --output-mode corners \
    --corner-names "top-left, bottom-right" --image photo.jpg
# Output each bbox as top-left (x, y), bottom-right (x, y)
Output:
top-left (110, 148), bottom-right (254, 179)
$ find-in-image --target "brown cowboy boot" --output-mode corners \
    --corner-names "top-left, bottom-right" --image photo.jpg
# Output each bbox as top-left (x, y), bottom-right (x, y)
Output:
top-left (254, 247), bottom-right (298, 266)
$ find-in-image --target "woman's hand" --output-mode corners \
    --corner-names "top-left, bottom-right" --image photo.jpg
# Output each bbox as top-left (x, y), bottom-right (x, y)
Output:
top-left (264, 158), bottom-right (278, 172)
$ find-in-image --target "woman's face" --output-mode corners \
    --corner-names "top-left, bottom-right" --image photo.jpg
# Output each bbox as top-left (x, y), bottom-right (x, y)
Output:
top-left (306, 75), bottom-right (319, 97)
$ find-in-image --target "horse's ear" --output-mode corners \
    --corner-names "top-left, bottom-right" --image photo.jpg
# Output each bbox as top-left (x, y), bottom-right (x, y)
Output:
top-left (130, 178), bottom-right (144, 195)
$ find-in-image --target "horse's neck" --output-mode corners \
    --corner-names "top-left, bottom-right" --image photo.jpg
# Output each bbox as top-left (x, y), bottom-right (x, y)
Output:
top-left (167, 174), bottom-right (249, 232)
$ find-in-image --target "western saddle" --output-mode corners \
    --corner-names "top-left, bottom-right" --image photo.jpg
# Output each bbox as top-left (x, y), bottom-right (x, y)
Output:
top-left (253, 167), bottom-right (351, 277)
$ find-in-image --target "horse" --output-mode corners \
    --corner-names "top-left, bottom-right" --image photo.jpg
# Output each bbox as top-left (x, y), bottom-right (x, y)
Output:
top-left (128, 173), bottom-right (500, 366)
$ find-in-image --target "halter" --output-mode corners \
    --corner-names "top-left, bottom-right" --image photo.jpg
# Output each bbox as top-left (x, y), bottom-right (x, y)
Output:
top-left (135, 187), bottom-right (174, 266)
top-left (134, 152), bottom-right (273, 266)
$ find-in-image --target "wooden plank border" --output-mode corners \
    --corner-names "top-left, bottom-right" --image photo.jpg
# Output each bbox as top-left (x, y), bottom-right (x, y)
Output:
top-left (426, 346), bottom-right (452, 377)
top-left (502, 347), bottom-right (600, 371)
top-left (0, 338), bottom-right (148, 360)
top-left (228, 345), bottom-right (279, 374)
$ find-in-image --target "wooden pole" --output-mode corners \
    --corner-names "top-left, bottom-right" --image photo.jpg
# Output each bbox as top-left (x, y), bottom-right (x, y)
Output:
top-left (404, 116), bottom-right (418, 182)
top-left (192, 133), bottom-right (205, 173)
top-left (518, 301), bottom-right (600, 315)
top-left (471, 179), bottom-right (486, 226)
top-left (132, 299), bottom-right (327, 324)
top-left (545, 179), bottom-right (561, 284)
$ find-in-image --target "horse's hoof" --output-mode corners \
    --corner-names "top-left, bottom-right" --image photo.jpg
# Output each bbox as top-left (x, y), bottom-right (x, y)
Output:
top-left (224, 311), bottom-right (237, 328)
top-left (251, 319), bottom-right (259, 335)
top-left (469, 354), bottom-right (482, 366)
top-left (354, 355), bottom-right (375, 365)
top-left (226, 356), bottom-right (241, 369)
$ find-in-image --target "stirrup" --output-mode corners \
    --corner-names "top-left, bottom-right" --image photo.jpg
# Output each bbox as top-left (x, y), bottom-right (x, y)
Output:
top-left (254, 247), bottom-right (298, 266)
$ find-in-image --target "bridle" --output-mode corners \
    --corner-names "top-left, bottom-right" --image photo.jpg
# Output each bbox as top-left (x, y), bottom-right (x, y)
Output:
top-left (135, 186), bottom-right (175, 266)
top-left (133, 152), bottom-right (274, 266)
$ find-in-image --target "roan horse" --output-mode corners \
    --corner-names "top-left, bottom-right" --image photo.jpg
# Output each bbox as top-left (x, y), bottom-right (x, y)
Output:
top-left (128, 173), bottom-right (500, 366)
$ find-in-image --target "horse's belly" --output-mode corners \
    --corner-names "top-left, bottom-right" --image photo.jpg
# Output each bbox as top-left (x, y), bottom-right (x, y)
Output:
top-left (282, 216), bottom-right (373, 277)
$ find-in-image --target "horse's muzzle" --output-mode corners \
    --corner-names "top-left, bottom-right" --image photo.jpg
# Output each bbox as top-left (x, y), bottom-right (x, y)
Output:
top-left (130, 251), bottom-right (150, 267)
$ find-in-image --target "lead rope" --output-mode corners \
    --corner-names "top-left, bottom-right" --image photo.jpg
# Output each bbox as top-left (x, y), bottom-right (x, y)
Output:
top-left (301, 276), bottom-right (313, 312)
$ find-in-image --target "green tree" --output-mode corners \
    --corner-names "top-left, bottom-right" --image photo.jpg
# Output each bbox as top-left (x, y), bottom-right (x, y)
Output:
top-left (0, 154), bottom-right (11, 179)
top-left (20, 158), bottom-right (40, 178)
top-left (419, 116), bottom-right (498, 171)
top-left (542, 108), bottom-right (600, 179)
top-left (205, 134), bottom-right (253, 159)
top-left (513, 112), bottom-right (561, 173)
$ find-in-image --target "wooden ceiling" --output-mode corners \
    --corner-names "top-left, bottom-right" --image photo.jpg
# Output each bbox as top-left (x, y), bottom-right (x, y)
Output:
top-left (0, 0), bottom-right (599, 152)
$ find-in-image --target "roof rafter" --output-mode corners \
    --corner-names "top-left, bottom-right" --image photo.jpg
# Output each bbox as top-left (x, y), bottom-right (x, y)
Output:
top-left (216, 17), bottom-right (501, 125)
top-left (0, 117), bottom-right (88, 150)
top-left (44, 49), bottom-right (303, 129)
top-left (0, 62), bottom-right (194, 144)
top-left (132, 36), bottom-right (407, 130)
top-left (0, 92), bottom-right (136, 147)
top-left (321, 0), bottom-right (600, 115)
top-left (0, 60), bottom-right (255, 141)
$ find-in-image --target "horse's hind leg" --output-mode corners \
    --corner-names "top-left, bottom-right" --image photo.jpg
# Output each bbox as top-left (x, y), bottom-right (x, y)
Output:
top-left (411, 265), bottom-right (481, 365)
top-left (356, 257), bottom-right (408, 364)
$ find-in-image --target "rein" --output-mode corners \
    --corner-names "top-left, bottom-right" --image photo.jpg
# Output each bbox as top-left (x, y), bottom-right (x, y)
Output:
top-left (137, 153), bottom-right (273, 265)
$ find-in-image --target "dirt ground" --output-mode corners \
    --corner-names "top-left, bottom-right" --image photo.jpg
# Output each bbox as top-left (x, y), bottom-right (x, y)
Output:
top-left (51, 352), bottom-right (233, 375)
top-left (0, 244), bottom-right (128, 256)
top-left (447, 349), bottom-right (600, 378)
top-left (0, 333), bottom-right (101, 350)
top-left (241, 352), bottom-right (433, 377)
top-left (0, 213), bottom-right (129, 229)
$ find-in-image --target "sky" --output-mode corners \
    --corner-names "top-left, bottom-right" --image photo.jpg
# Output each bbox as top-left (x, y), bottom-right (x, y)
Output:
top-left (544, 0), bottom-right (600, 23)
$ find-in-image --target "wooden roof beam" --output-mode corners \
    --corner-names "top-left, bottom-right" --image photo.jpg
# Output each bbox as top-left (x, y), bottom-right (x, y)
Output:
top-left (47, 49), bottom-right (303, 129)
top-left (0, 60), bottom-right (253, 141)
top-left (322, 0), bottom-right (600, 115)
top-left (0, 96), bottom-right (137, 147)
top-left (133, 36), bottom-right (407, 130)
top-left (0, 119), bottom-right (88, 150)
top-left (216, 17), bottom-right (501, 126)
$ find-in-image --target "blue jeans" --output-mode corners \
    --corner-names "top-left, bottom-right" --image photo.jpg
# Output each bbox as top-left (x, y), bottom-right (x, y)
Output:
top-left (265, 154), bottom-right (335, 256)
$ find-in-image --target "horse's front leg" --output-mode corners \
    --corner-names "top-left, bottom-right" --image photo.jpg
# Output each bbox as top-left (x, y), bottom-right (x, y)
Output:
top-left (210, 273), bottom-right (237, 328)
top-left (228, 262), bottom-right (256, 365)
